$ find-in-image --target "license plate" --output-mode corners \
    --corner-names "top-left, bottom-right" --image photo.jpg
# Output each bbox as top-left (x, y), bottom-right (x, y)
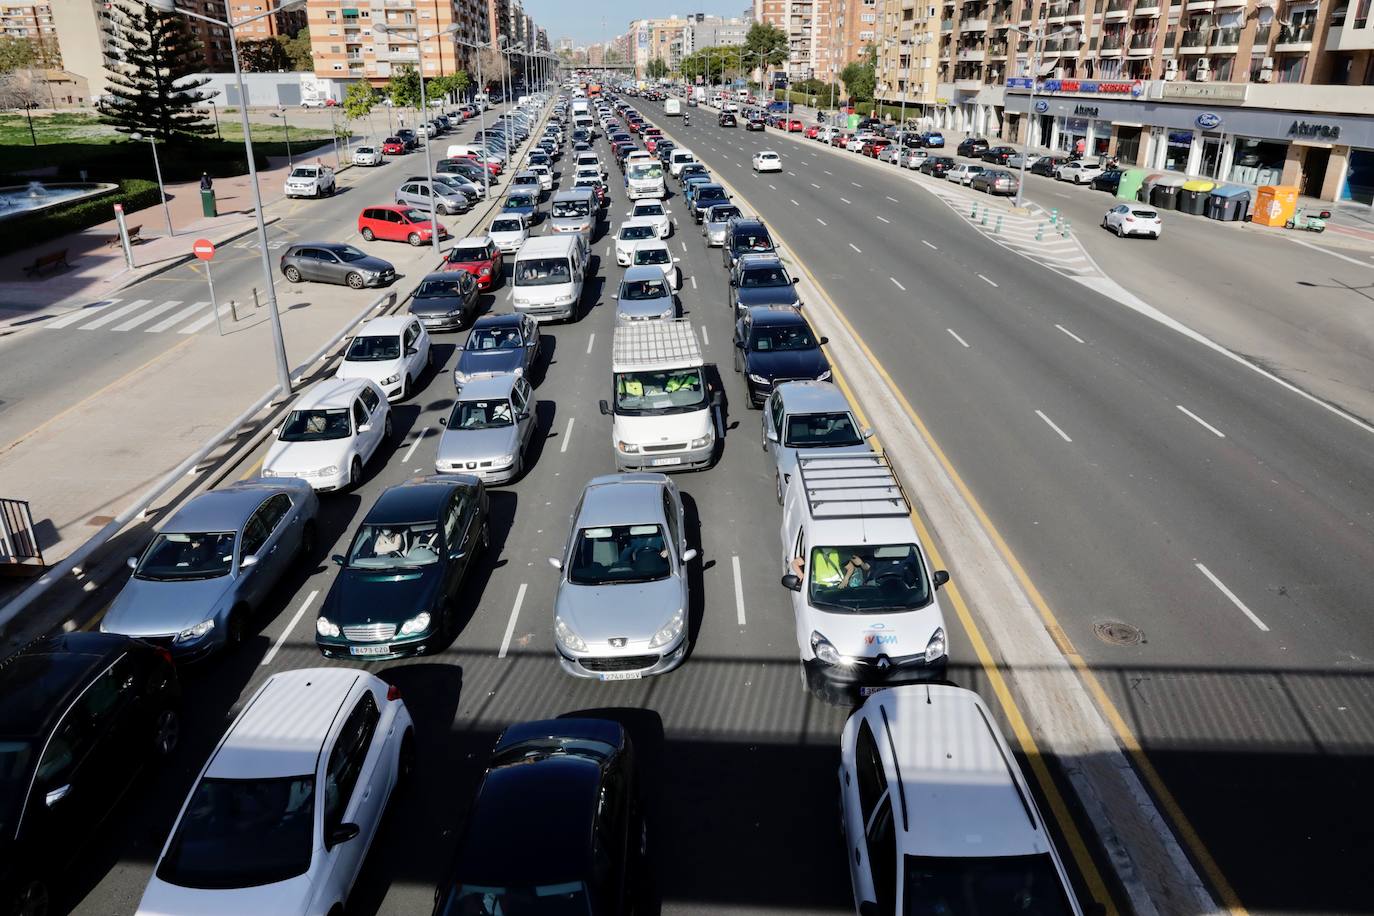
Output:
top-left (350, 645), bottom-right (390, 656)
top-left (859, 686), bottom-right (888, 697)
top-left (600, 671), bottom-right (643, 681)
top-left (650, 456), bottom-right (682, 467)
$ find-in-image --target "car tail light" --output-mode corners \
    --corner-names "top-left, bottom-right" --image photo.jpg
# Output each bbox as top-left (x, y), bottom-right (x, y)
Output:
top-left (387, 683), bottom-right (402, 701)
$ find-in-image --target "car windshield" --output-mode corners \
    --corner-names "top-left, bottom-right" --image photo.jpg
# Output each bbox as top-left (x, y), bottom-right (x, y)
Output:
top-left (739, 267), bottom-right (790, 288)
top-left (569, 524), bottom-right (670, 585)
top-left (627, 163), bottom-right (662, 180)
top-left (346, 334), bottom-right (401, 361)
top-left (750, 324), bottom-right (815, 351)
top-left (334, 245), bottom-right (369, 262)
top-left (553, 200), bottom-right (590, 219)
top-left (403, 209), bottom-right (433, 224)
top-left (279, 408), bottom-right (351, 442)
top-left (417, 277), bottom-right (465, 298)
top-left (786, 411), bottom-right (863, 448)
top-left (438, 883), bottom-right (593, 916)
top-left (807, 544), bottom-right (930, 612)
top-left (357, 147), bottom-right (375, 155)
top-left (491, 218), bottom-right (523, 233)
top-left (614, 369), bottom-right (706, 414)
top-left (620, 278), bottom-right (668, 301)
top-left (468, 326), bottom-right (523, 350)
top-left (634, 248), bottom-right (671, 266)
top-left (634, 203), bottom-right (665, 217)
top-left (515, 257), bottom-right (571, 286)
top-left (289, 167), bottom-right (317, 178)
top-left (620, 225), bottom-right (655, 241)
top-left (448, 246), bottom-right (490, 263)
top-left (697, 188), bottom-right (727, 204)
top-left (156, 776), bottom-right (315, 890)
top-left (903, 853), bottom-right (1075, 916)
top-left (708, 207), bottom-right (741, 223)
top-left (734, 233), bottom-right (773, 251)
top-left (134, 531), bottom-right (235, 580)
top-left (346, 522), bottom-right (442, 568)
top-left (449, 398), bottom-right (514, 429)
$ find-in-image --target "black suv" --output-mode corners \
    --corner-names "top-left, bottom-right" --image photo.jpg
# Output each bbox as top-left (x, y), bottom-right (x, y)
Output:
top-left (733, 305), bottom-right (831, 408)
top-left (690, 184), bottom-right (730, 223)
top-left (728, 253), bottom-right (800, 315)
top-left (957, 136), bottom-right (990, 157)
top-left (0, 633), bottom-right (181, 916)
top-left (722, 217), bottom-right (776, 269)
top-left (718, 112), bottom-right (737, 127)
top-left (919, 156), bottom-right (956, 178)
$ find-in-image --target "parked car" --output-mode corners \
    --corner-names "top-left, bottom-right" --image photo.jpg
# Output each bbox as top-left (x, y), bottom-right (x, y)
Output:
top-left (435, 374), bottom-right (539, 485)
top-left (839, 686), bottom-right (1085, 916)
top-left (970, 169), bottom-right (1019, 195)
top-left (1103, 203), bottom-right (1163, 239)
top-left (335, 314), bottom-right (431, 401)
top-left (1030, 155), bottom-right (1067, 177)
top-left (284, 163), bottom-right (336, 198)
top-left (762, 380), bottom-right (874, 504)
top-left (381, 137), bottom-right (406, 155)
top-left (442, 235), bottom-right (503, 291)
top-left (549, 474), bottom-right (696, 679)
top-left (1005, 151), bottom-right (1041, 169)
top-left (746, 115), bottom-right (766, 131)
top-left (728, 253), bottom-right (800, 315)
top-left (262, 377), bottom-right (392, 492)
top-left (452, 313), bottom-right (542, 385)
top-left (787, 118), bottom-right (805, 132)
top-left (899, 147), bottom-right (930, 169)
top-left (614, 266), bottom-right (676, 325)
top-left (396, 178), bottom-right (471, 215)
top-left (946, 163), bottom-right (985, 186)
top-left (137, 669), bottom-right (413, 915)
top-left (101, 479), bottom-right (318, 658)
top-left (409, 271), bottom-right (481, 332)
top-left (432, 718), bottom-right (644, 913)
top-left (920, 131), bottom-right (945, 148)
top-left (280, 242), bottom-right (395, 289)
top-left (861, 138), bottom-right (892, 158)
top-left (981, 145), bottom-right (1017, 165)
top-left (317, 478), bottom-right (489, 657)
top-left (0, 633), bottom-right (181, 916)
top-left (1056, 160), bottom-right (1105, 184)
top-left (1090, 168), bottom-right (1124, 193)
top-left (358, 205), bottom-right (448, 247)
top-left (956, 136), bottom-right (990, 158)
top-left (352, 145), bottom-right (382, 166)
top-left (733, 305), bottom-right (831, 407)
top-left (722, 217), bottom-right (776, 270)
top-left (752, 149), bottom-right (783, 172)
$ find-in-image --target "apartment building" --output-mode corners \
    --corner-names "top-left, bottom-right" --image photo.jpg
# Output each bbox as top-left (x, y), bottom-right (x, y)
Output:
top-left (0, 2), bottom-right (60, 67)
top-left (875, 0), bottom-right (941, 111)
top-left (230, 0), bottom-right (307, 41)
top-left (627, 16), bottom-right (691, 74)
top-left (756, 0), bottom-right (879, 83)
top-left (306, 0), bottom-right (489, 85)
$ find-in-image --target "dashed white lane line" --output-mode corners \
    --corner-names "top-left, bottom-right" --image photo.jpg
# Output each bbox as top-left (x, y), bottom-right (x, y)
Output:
top-left (560, 416), bottom-right (575, 453)
top-left (849, 243), bottom-right (862, 253)
top-left (886, 195), bottom-right (899, 203)
top-left (586, 332), bottom-right (595, 354)
top-left (690, 275), bottom-right (698, 289)
top-left (261, 589), bottom-right (318, 667)
top-left (701, 326), bottom-right (710, 345)
top-left (402, 426), bottom-right (430, 463)
top-left (810, 182), bottom-right (821, 189)
top-left (875, 215), bottom-right (890, 223)
top-left (1196, 563), bottom-right (1269, 631)
top-left (1053, 191), bottom-right (1073, 199)
top-left (498, 583), bottom-right (528, 658)
top-left (1035, 409), bottom-right (1073, 443)
top-left (768, 184), bottom-right (777, 190)
top-left (823, 169), bottom-right (833, 175)
top-left (680, 241), bottom-right (688, 253)
top-left (1177, 404), bottom-right (1226, 438)
top-left (851, 181), bottom-right (863, 188)
top-left (605, 243), bottom-right (612, 257)
top-left (922, 240), bottom-right (938, 250)
top-left (732, 555), bottom-right (747, 626)
top-left (839, 197), bottom-right (851, 204)
top-left (978, 273), bottom-right (999, 288)
top-left (890, 277), bottom-right (906, 291)
top-left (791, 199), bottom-right (800, 206)
top-left (816, 218), bottom-right (827, 226)
top-left (1055, 323), bottom-right (1085, 344)
top-left (947, 328), bottom-right (971, 348)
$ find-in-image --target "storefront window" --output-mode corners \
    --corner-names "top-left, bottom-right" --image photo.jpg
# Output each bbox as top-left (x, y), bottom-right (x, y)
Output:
top-left (1164, 129), bottom-right (1192, 171)
top-left (1343, 149), bottom-right (1374, 205)
top-left (1199, 134), bottom-right (1223, 178)
top-left (1229, 137), bottom-right (1286, 186)
top-left (1061, 116), bottom-right (1089, 153)
top-left (1115, 126), bottom-right (1142, 164)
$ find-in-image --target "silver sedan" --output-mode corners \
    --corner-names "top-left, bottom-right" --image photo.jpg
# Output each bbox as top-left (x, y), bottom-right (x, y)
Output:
top-left (435, 373), bottom-right (538, 484)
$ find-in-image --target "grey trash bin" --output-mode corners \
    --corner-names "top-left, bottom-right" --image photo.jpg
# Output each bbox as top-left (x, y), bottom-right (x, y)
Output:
top-left (1205, 185), bottom-right (1251, 221)
top-left (1151, 178), bottom-right (1183, 211)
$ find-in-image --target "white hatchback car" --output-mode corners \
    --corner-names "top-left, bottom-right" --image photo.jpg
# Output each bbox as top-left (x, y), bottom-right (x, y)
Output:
top-left (628, 199), bottom-right (672, 238)
top-left (137, 668), bottom-right (414, 916)
top-left (488, 214), bottom-right (529, 255)
top-left (840, 685), bottom-right (1085, 916)
top-left (946, 163), bottom-right (985, 185)
top-left (615, 217), bottom-right (662, 266)
top-left (352, 146), bottom-right (381, 167)
top-left (334, 314), bottom-right (431, 402)
top-left (263, 377), bottom-right (392, 492)
top-left (1103, 203), bottom-right (1163, 239)
top-left (630, 238), bottom-right (681, 291)
top-left (1056, 160), bottom-right (1105, 184)
top-left (527, 162), bottom-right (554, 192)
top-left (752, 150), bottom-right (782, 173)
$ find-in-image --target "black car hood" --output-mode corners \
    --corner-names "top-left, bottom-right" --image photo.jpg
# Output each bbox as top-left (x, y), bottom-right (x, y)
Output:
top-left (410, 293), bottom-right (467, 316)
top-left (324, 566), bottom-right (444, 627)
top-left (736, 285), bottom-right (798, 308)
top-left (746, 347), bottom-right (828, 381)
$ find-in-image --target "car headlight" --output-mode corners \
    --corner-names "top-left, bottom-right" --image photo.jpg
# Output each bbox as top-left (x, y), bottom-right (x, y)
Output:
top-left (480, 267), bottom-right (491, 276)
top-left (816, 369), bottom-right (832, 381)
top-left (659, 306), bottom-right (675, 319)
top-left (490, 454), bottom-right (515, 469)
top-left (555, 615), bottom-right (587, 652)
top-left (557, 293), bottom-right (575, 304)
top-left (453, 370), bottom-right (470, 384)
top-left (648, 610), bottom-right (684, 648)
top-left (261, 468), bottom-right (277, 477)
top-left (175, 618), bottom-right (215, 642)
top-left (399, 612), bottom-right (432, 636)
top-left (748, 373), bottom-right (770, 385)
top-left (925, 627), bottom-right (947, 664)
top-left (316, 616), bottom-right (341, 638)
top-left (616, 440), bottom-right (640, 454)
top-left (689, 433), bottom-right (713, 449)
top-left (380, 373), bottom-right (401, 386)
top-left (810, 631), bottom-right (847, 666)
top-left (316, 465), bottom-right (339, 477)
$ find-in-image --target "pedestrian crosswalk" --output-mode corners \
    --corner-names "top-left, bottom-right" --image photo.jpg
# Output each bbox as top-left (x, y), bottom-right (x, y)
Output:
top-left (42, 298), bottom-right (236, 334)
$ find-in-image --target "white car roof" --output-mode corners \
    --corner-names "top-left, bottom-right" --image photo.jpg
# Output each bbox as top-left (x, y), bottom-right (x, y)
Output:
top-left (208, 668), bottom-right (367, 779)
top-left (632, 238), bottom-right (670, 252)
top-left (456, 234), bottom-right (494, 247)
top-left (619, 216), bottom-right (660, 234)
top-left (757, 150), bottom-right (780, 157)
top-left (354, 314), bottom-right (411, 337)
top-left (290, 376), bottom-right (378, 411)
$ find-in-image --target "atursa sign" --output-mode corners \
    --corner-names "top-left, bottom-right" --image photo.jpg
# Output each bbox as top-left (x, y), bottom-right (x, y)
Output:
top-left (1288, 120), bottom-right (1341, 141)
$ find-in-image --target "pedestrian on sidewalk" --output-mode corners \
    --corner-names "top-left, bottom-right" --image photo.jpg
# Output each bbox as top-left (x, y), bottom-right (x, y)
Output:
top-left (199, 172), bottom-right (213, 191)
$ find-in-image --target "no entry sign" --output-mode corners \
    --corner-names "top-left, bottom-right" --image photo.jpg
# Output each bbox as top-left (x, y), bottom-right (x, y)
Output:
top-left (193, 238), bottom-right (216, 261)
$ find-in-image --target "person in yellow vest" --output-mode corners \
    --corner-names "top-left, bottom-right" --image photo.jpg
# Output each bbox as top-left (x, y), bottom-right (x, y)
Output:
top-left (790, 549), bottom-right (870, 588)
top-left (620, 376), bottom-right (644, 398)
top-left (664, 372), bottom-right (696, 393)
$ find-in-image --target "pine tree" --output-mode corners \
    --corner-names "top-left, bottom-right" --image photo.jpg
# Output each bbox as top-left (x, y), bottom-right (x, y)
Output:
top-left (97, 1), bottom-right (218, 142)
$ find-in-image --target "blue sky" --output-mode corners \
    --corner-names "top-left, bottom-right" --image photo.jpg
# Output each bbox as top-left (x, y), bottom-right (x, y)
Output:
top-left (521, 1), bottom-right (748, 45)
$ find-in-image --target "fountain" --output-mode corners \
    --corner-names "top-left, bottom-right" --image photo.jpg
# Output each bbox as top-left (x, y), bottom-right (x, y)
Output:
top-left (0, 180), bottom-right (120, 219)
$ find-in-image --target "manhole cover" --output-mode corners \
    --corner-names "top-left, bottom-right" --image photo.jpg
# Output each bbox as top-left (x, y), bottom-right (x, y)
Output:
top-left (1094, 620), bottom-right (1143, 646)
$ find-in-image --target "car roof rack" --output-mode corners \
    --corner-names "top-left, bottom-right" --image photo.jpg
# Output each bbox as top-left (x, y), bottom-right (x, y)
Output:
top-left (796, 454), bottom-right (912, 520)
top-left (611, 318), bottom-right (704, 369)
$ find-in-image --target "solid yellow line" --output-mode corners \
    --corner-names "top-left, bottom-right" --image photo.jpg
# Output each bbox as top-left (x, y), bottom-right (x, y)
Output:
top-left (240, 455), bottom-right (266, 480)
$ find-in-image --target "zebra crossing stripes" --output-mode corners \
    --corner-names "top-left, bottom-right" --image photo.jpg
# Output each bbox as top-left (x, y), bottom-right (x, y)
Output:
top-left (44, 299), bottom-right (120, 329)
top-left (42, 298), bottom-right (225, 334)
top-left (112, 300), bottom-right (183, 331)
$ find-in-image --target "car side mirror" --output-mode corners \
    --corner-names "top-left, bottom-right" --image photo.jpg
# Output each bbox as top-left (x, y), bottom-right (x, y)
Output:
top-left (599, 399), bottom-right (611, 416)
top-left (438, 416), bottom-right (448, 427)
top-left (126, 556), bottom-right (138, 570)
top-left (45, 784), bottom-right (71, 807)
top-left (862, 426), bottom-right (875, 439)
top-left (780, 573), bottom-right (802, 592)
top-left (517, 411), bottom-right (530, 422)
top-left (819, 336), bottom-right (830, 346)
top-left (358, 423), bottom-right (373, 433)
top-left (547, 556), bottom-right (563, 570)
top-left (933, 569), bottom-right (950, 590)
top-left (765, 428), bottom-right (779, 443)
top-left (406, 347), bottom-right (418, 356)
top-left (328, 823), bottom-right (361, 847)
top-left (332, 554), bottom-right (345, 566)
top-left (682, 548), bottom-right (698, 563)
top-left (239, 554), bottom-right (259, 569)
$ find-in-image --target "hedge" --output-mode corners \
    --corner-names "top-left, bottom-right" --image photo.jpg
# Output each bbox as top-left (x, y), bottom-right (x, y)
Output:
top-left (0, 179), bottom-right (162, 253)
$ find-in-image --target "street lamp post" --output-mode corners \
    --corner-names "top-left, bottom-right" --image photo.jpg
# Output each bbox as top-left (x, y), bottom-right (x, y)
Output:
top-left (207, 99), bottom-right (222, 139)
top-left (271, 106), bottom-right (294, 167)
top-left (138, 0), bottom-right (305, 398)
top-left (130, 132), bottom-right (174, 237)
top-left (22, 101), bottom-right (37, 147)
top-left (1005, 23), bottom-right (1076, 208)
top-left (456, 34), bottom-right (493, 201)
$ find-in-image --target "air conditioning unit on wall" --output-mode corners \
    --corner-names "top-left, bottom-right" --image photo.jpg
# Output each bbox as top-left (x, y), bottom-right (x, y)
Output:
top-left (1195, 56), bottom-right (1210, 80)
top-left (1163, 57), bottom-right (1178, 80)
top-left (1258, 55), bottom-right (1273, 81)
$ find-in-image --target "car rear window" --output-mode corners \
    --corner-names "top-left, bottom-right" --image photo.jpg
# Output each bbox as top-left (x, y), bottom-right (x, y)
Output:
top-left (1132, 210), bottom-right (1159, 219)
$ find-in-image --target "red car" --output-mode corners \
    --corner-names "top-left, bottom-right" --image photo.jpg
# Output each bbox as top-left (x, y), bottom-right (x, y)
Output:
top-left (381, 136), bottom-right (406, 155)
top-left (628, 120), bottom-right (643, 133)
top-left (831, 132), bottom-right (852, 148)
top-left (440, 235), bottom-right (502, 290)
top-left (357, 205), bottom-right (449, 247)
top-left (862, 139), bottom-right (892, 158)
top-left (787, 118), bottom-right (805, 133)
top-left (805, 124), bottom-right (821, 139)
top-left (644, 135), bottom-right (660, 152)
top-left (454, 154), bottom-right (501, 176)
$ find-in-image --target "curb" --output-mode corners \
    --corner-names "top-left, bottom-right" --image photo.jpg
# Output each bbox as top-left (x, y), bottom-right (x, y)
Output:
top-left (108, 216), bottom-right (283, 293)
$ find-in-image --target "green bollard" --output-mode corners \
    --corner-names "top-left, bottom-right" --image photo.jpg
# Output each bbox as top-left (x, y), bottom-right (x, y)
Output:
top-left (1036, 222), bottom-right (1044, 241)
top-left (980, 207), bottom-right (988, 226)
top-left (995, 214), bottom-right (1003, 234)
top-left (970, 200), bottom-right (978, 218)
top-left (1050, 207), bottom-right (1059, 225)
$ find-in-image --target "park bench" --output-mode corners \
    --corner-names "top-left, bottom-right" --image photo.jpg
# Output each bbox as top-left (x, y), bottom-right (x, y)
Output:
top-left (22, 249), bottom-right (71, 277)
top-left (103, 224), bottom-right (143, 248)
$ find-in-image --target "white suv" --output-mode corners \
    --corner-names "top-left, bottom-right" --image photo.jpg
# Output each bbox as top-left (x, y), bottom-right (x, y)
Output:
top-left (839, 685), bottom-right (1084, 916)
top-left (137, 668), bottom-right (414, 916)
top-left (284, 163), bottom-right (336, 198)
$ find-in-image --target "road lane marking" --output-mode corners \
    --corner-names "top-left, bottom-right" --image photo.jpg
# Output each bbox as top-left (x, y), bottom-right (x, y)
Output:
top-left (875, 215), bottom-right (890, 223)
top-left (922, 240), bottom-right (937, 249)
top-left (701, 326), bottom-right (710, 345)
top-left (112, 300), bottom-right (183, 332)
top-left (1035, 409), bottom-right (1073, 442)
top-left (680, 241), bottom-right (688, 253)
top-left (605, 243), bottom-right (611, 257)
top-left (145, 300), bottom-right (210, 333)
top-left (823, 169), bottom-right (833, 175)
top-left (45, 299), bottom-right (120, 329)
top-left (586, 332), bottom-right (595, 354)
top-left (947, 328), bottom-right (970, 348)
top-left (402, 425), bottom-right (430, 462)
top-left (560, 416), bottom-right (575, 453)
top-left (791, 199), bottom-right (799, 205)
top-left (732, 555), bottom-right (746, 625)
top-left (79, 299), bottom-right (151, 330)
top-left (768, 184), bottom-right (777, 190)
top-left (690, 275), bottom-right (697, 289)
top-left (886, 195), bottom-right (899, 202)
top-left (498, 583), bottom-right (528, 658)
top-left (1055, 323), bottom-right (1085, 343)
top-left (810, 182), bottom-right (820, 189)
top-left (848, 243), bottom-right (862, 253)
top-left (890, 277), bottom-right (906, 291)
top-left (1177, 404), bottom-right (1226, 438)
top-left (840, 197), bottom-right (851, 204)
top-left (1196, 563), bottom-right (1269, 631)
top-left (851, 181), bottom-right (863, 188)
top-left (1053, 191), bottom-right (1072, 199)
top-left (978, 273), bottom-right (999, 287)
top-left (1286, 236), bottom-right (1374, 269)
top-left (261, 589), bottom-right (318, 666)
top-left (816, 218), bottom-right (827, 226)
top-left (178, 302), bottom-right (234, 335)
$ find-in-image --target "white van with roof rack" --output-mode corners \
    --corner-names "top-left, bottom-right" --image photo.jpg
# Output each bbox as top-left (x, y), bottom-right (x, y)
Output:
top-left (779, 454), bottom-right (949, 700)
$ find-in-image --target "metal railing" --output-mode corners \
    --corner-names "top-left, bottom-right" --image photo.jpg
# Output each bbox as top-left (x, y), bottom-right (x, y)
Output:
top-left (1210, 25), bottom-right (1242, 43)
top-left (1130, 31), bottom-right (1156, 47)
top-left (1181, 27), bottom-right (1208, 44)
top-left (0, 499), bottom-right (42, 569)
top-left (1276, 21), bottom-right (1315, 42)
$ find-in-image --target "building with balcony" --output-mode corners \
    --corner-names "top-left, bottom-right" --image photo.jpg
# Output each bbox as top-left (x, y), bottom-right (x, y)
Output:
top-left (306, 0), bottom-right (494, 87)
top-left (0, 2), bottom-right (60, 67)
top-left (230, 0), bottom-right (307, 41)
top-left (875, 0), bottom-right (941, 114)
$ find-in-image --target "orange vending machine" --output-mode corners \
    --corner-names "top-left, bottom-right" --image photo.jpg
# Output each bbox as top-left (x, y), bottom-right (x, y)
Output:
top-left (1251, 185), bottom-right (1298, 227)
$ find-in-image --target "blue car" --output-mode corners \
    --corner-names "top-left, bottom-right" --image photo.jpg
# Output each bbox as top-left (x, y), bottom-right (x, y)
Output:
top-left (922, 131), bottom-right (946, 148)
top-left (681, 174), bottom-right (713, 207)
top-left (502, 189), bottom-right (539, 227)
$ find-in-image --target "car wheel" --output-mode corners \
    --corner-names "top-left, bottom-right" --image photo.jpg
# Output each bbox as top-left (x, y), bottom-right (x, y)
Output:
top-left (346, 272), bottom-right (365, 289)
top-left (407, 232), bottom-right (422, 246)
top-left (11, 879), bottom-right (49, 916)
top-left (284, 265), bottom-right (302, 283)
top-left (1115, 223), bottom-right (1124, 238)
top-left (153, 706), bottom-right (181, 757)
top-left (298, 520), bottom-right (316, 563)
top-left (347, 455), bottom-right (363, 490)
top-left (361, 227), bottom-right (376, 241)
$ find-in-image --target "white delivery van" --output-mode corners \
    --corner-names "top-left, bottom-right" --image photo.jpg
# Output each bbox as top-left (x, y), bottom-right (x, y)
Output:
top-left (511, 235), bottom-right (585, 322)
top-left (779, 454), bottom-right (951, 701)
top-left (665, 98), bottom-right (682, 116)
top-left (599, 319), bottom-right (718, 472)
top-left (625, 157), bottom-right (665, 200)
top-left (668, 148), bottom-right (695, 177)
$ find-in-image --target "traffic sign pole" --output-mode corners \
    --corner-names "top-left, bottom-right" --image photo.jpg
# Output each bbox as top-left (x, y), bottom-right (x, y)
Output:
top-left (192, 239), bottom-right (222, 336)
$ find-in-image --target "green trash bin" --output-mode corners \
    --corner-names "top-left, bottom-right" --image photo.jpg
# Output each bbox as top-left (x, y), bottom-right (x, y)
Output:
top-left (1116, 168), bottom-right (1148, 202)
top-left (200, 189), bottom-right (217, 218)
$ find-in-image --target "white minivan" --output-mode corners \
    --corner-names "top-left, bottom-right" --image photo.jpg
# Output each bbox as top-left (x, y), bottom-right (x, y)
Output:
top-left (511, 234), bottom-right (586, 322)
top-left (668, 148), bottom-right (695, 177)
